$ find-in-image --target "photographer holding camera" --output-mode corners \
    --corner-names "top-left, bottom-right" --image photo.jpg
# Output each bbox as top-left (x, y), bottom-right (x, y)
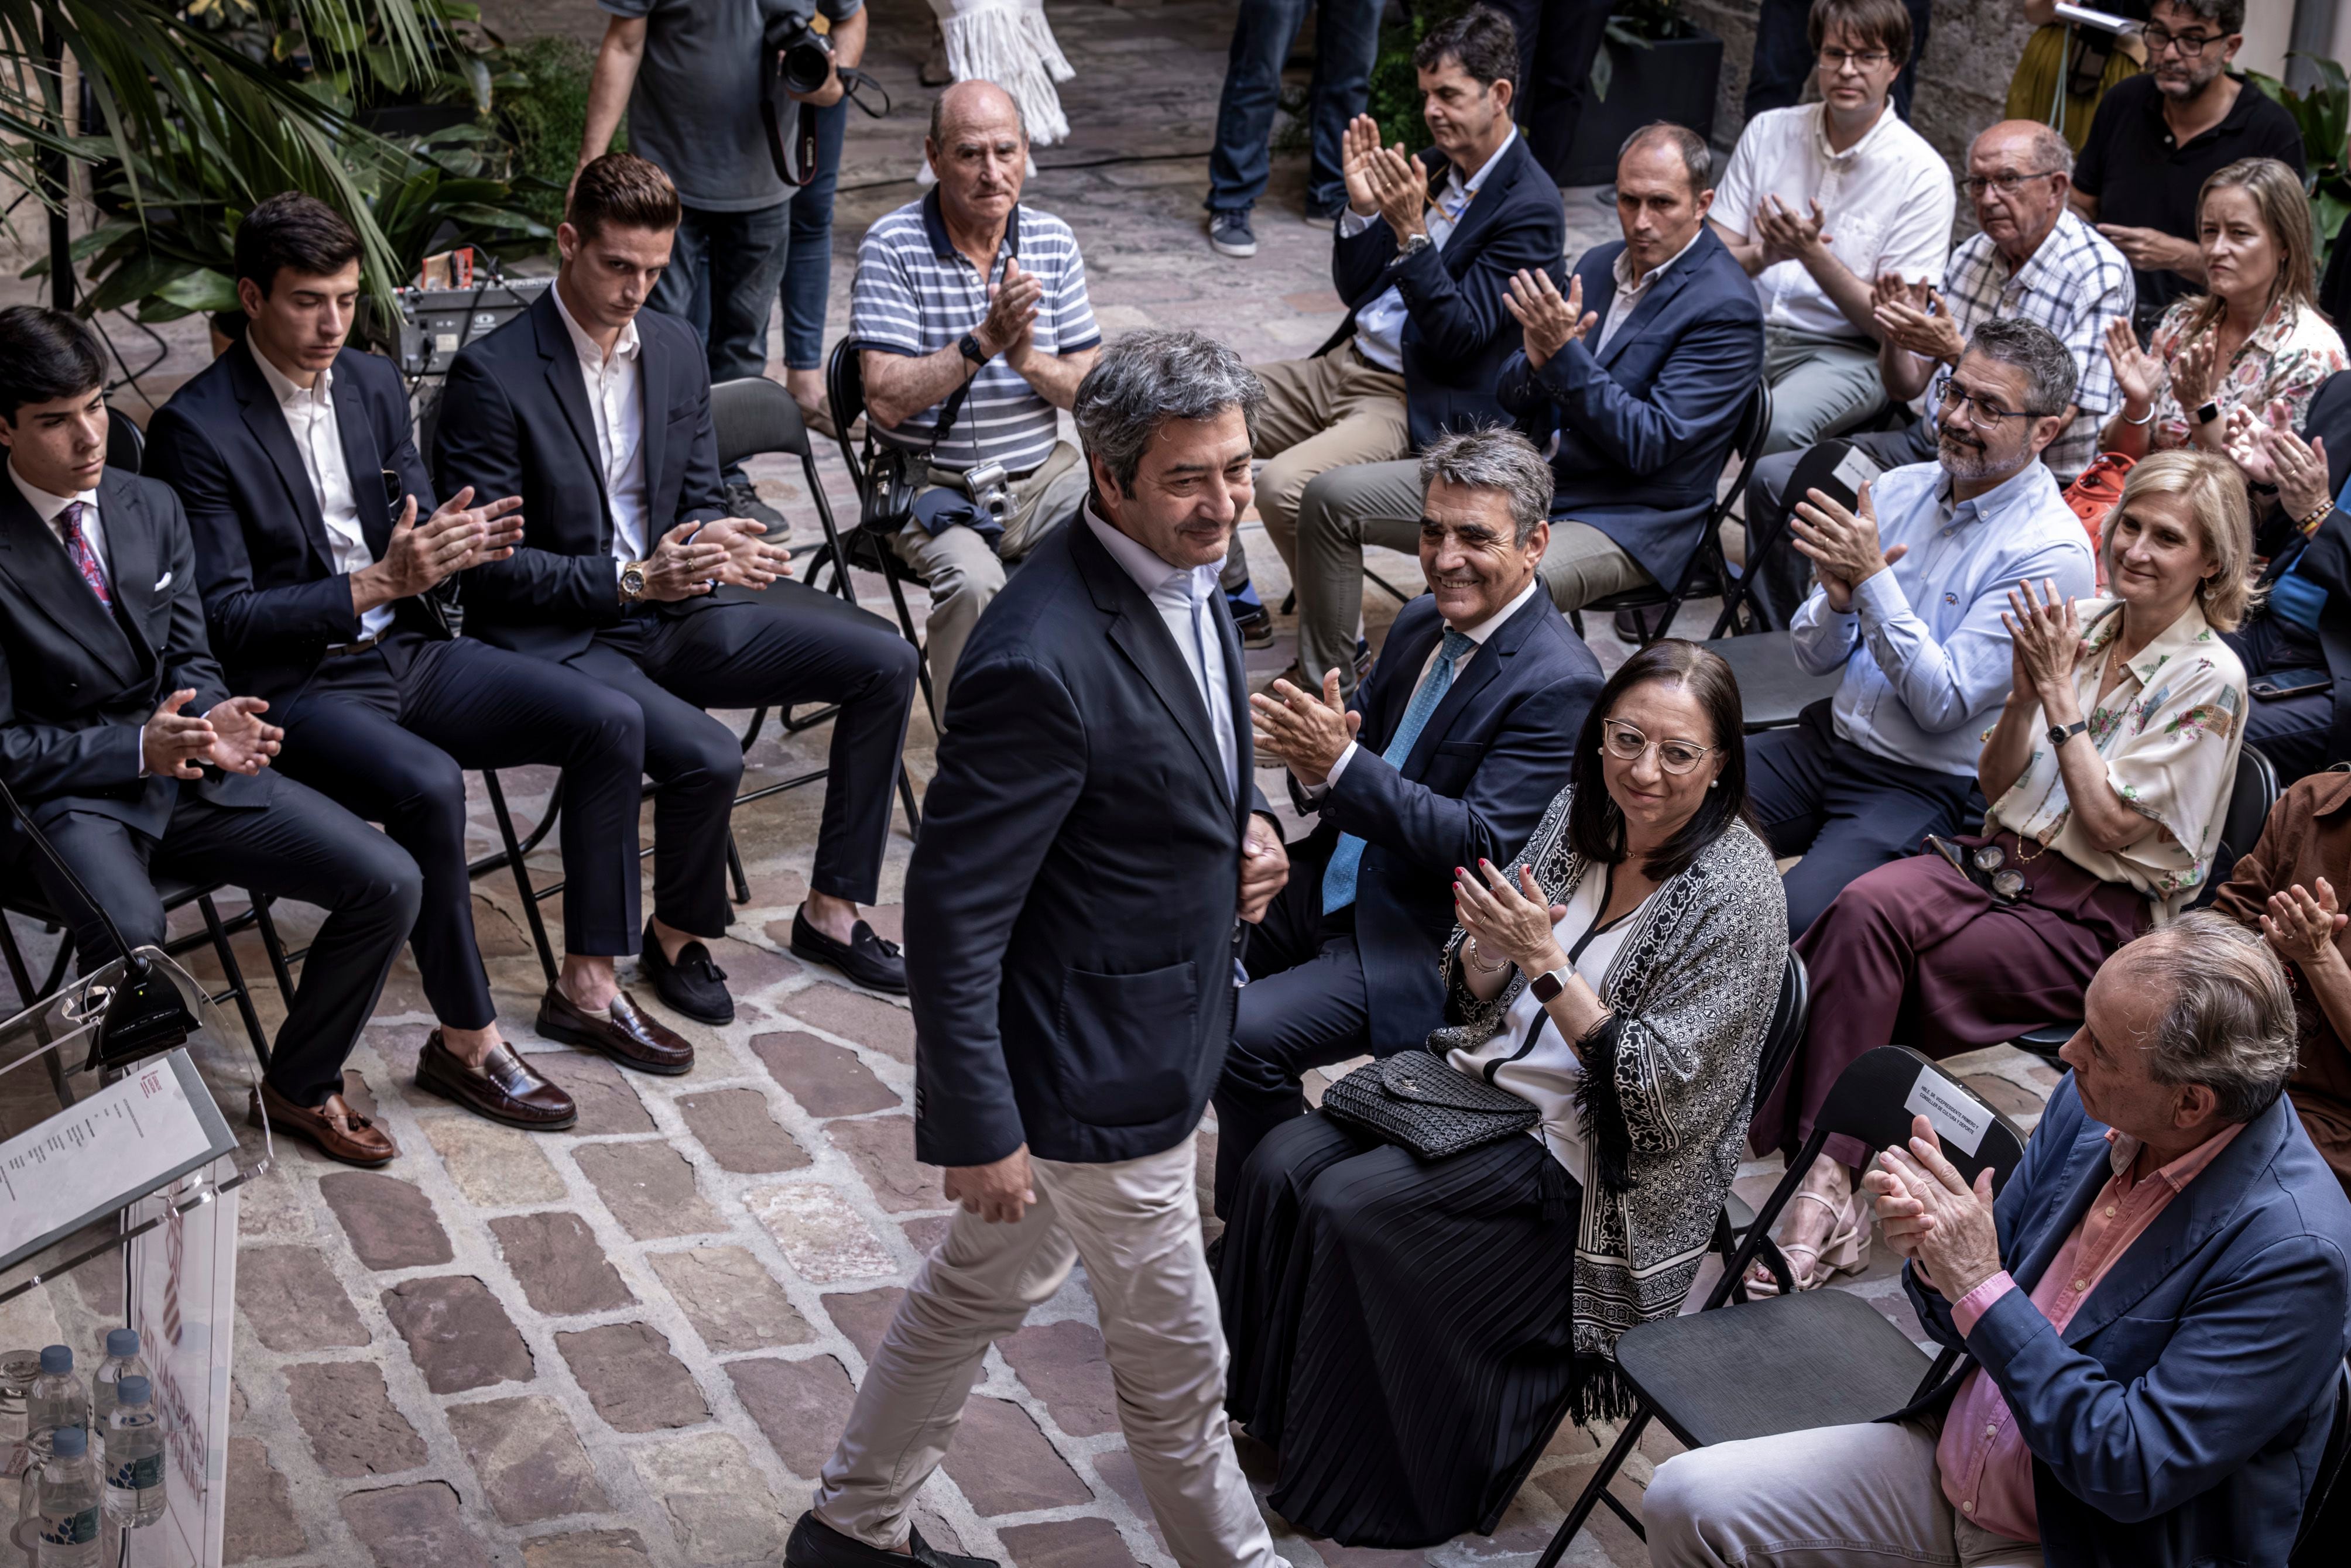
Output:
top-left (579, 0), bottom-right (869, 523)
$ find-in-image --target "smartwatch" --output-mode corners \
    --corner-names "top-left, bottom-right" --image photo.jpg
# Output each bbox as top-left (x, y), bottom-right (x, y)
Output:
top-left (958, 331), bottom-right (989, 368)
top-left (619, 561), bottom-right (648, 603)
top-left (2194, 400), bottom-right (2222, 427)
top-left (1529, 967), bottom-right (1569, 1004)
top-left (2046, 718), bottom-right (2090, 751)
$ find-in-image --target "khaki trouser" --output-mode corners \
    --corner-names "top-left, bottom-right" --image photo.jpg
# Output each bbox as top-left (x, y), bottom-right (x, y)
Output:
top-left (1646, 1419), bottom-right (2048, 1568)
top-left (891, 441), bottom-right (1087, 712)
top-left (1248, 345), bottom-right (1410, 572)
top-left (1761, 327), bottom-right (1889, 457)
top-left (810, 1130), bottom-right (1286, 1568)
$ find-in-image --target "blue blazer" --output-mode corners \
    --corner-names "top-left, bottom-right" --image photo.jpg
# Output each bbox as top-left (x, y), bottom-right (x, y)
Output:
top-left (433, 287), bottom-right (729, 661)
top-left (906, 517), bottom-right (1274, 1169)
top-left (1323, 135), bottom-right (1567, 447)
top-left (1898, 1080), bottom-right (2351, 1567)
top-left (1288, 589), bottom-right (1601, 1054)
top-left (145, 342), bottom-right (443, 702)
top-left (1496, 229), bottom-right (1764, 589)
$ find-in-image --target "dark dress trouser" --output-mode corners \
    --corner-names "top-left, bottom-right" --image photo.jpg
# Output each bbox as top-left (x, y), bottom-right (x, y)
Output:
top-left (30, 782), bottom-right (422, 1107)
top-left (566, 581), bottom-right (920, 937)
top-left (1744, 701), bottom-right (1976, 938)
top-left (269, 633), bottom-right (647, 1031)
top-left (2227, 614), bottom-right (2336, 785)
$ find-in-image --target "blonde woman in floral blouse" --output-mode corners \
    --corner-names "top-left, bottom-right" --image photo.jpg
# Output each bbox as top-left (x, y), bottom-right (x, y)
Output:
top-left (1750, 451), bottom-right (2249, 1290)
top-left (2101, 156), bottom-right (2347, 459)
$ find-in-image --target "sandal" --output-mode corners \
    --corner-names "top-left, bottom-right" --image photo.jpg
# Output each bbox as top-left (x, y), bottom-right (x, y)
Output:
top-left (1743, 1190), bottom-right (1870, 1296)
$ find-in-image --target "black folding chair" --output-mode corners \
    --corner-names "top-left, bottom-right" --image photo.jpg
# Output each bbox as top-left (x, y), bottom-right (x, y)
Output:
top-left (1536, 1045), bottom-right (2028, 1562)
top-left (1712, 951), bottom-right (1809, 1299)
top-left (105, 406), bottom-right (145, 474)
top-left (1572, 382), bottom-right (1772, 649)
top-left (2011, 742), bottom-right (2281, 1061)
top-left (825, 338), bottom-right (942, 732)
top-left (1698, 628), bottom-right (1840, 732)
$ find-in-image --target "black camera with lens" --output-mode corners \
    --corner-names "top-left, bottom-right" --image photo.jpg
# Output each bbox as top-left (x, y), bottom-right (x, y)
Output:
top-left (766, 7), bottom-right (835, 97)
top-left (761, 4), bottom-right (833, 186)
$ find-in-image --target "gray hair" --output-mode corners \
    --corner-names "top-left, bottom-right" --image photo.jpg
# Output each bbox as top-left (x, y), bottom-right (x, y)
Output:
top-left (2120, 912), bottom-right (2297, 1125)
top-left (1071, 330), bottom-right (1264, 497)
top-left (929, 80), bottom-right (1027, 147)
top-left (1418, 426), bottom-right (1555, 546)
top-left (1619, 122), bottom-right (1712, 195)
top-left (1975, 119), bottom-right (2075, 181)
top-left (1962, 317), bottom-right (2078, 418)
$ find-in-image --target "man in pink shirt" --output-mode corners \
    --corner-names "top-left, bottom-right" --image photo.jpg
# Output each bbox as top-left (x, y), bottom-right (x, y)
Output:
top-left (1645, 911), bottom-right (2351, 1567)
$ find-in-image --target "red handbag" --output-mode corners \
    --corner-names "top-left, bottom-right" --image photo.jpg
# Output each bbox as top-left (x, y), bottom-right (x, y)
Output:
top-left (2060, 453), bottom-right (2133, 585)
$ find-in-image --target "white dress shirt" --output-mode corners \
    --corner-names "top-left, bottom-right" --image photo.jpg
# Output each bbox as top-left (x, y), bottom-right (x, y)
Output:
top-left (1081, 506), bottom-right (1239, 800)
top-left (1341, 129), bottom-right (1519, 373)
top-left (1318, 576), bottom-right (1538, 792)
top-left (250, 346), bottom-right (392, 641)
top-left (550, 279), bottom-right (652, 568)
top-left (1593, 227), bottom-right (1706, 358)
top-left (9, 461), bottom-right (109, 592)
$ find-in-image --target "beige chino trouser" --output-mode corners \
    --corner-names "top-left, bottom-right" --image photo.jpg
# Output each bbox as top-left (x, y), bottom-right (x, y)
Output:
top-left (1246, 346), bottom-right (1411, 574)
top-left (810, 1130), bottom-right (1285, 1568)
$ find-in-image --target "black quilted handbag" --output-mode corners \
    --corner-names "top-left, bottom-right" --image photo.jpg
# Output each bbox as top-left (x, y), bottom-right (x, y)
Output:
top-left (1321, 1045), bottom-right (1540, 1159)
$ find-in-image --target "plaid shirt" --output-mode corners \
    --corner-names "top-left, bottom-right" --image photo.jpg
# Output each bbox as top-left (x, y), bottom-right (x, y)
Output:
top-left (1928, 211), bottom-right (2134, 482)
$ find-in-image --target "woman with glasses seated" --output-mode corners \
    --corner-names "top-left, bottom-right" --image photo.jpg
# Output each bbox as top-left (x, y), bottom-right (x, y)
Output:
top-left (2102, 156), bottom-right (2346, 461)
top-left (1750, 450), bottom-right (2250, 1291)
top-left (1216, 641), bottom-right (1788, 1549)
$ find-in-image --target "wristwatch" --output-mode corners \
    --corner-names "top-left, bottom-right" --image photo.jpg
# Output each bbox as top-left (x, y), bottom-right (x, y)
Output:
top-left (1529, 966), bottom-right (1570, 1004)
top-left (2194, 400), bottom-right (2222, 427)
top-left (2046, 718), bottom-right (2090, 751)
top-left (958, 331), bottom-right (989, 368)
top-left (1393, 231), bottom-right (1434, 264)
top-left (619, 561), bottom-right (648, 603)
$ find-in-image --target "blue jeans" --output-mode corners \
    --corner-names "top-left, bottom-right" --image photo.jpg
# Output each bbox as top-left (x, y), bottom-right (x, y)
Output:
top-left (782, 94), bottom-right (848, 372)
top-left (1744, 0), bottom-right (1933, 122)
top-left (1205, 0), bottom-right (1380, 216)
top-left (647, 201), bottom-right (790, 483)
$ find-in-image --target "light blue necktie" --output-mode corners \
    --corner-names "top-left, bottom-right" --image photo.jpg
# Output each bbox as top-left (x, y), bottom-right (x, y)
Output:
top-left (1322, 627), bottom-right (1475, 914)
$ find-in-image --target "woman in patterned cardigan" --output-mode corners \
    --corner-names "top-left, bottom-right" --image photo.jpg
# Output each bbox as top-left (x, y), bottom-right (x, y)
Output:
top-left (1754, 450), bottom-right (2252, 1290)
top-left (1215, 640), bottom-right (1788, 1550)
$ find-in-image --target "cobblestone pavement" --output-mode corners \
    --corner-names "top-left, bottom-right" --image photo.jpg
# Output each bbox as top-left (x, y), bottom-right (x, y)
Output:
top-left (0, 5), bottom-right (2064, 1565)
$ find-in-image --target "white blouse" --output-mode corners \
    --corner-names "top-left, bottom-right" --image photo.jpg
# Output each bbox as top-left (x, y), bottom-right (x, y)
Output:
top-left (1448, 865), bottom-right (1654, 1185)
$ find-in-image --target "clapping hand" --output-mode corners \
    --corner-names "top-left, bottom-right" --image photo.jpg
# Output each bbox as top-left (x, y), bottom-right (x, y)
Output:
top-left (2168, 331), bottom-right (2220, 416)
top-left (2260, 879), bottom-right (2348, 973)
top-left (1502, 269), bottom-right (1594, 368)
top-left (204, 696), bottom-right (283, 776)
top-left (430, 487), bottom-right (525, 573)
top-left (1249, 668), bottom-right (1359, 788)
top-left (1873, 282), bottom-right (1963, 363)
top-left (975, 256), bottom-right (1043, 362)
top-left (2000, 577), bottom-right (2083, 706)
top-left (1753, 195), bottom-right (1831, 268)
top-left (639, 521), bottom-right (726, 602)
top-left (1451, 858), bottom-right (1569, 976)
top-left (2103, 317), bottom-right (2162, 417)
top-left (1341, 114), bottom-right (1386, 218)
top-left (1863, 1114), bottom-right (2003, 1299)
top-left (1353, 127), bottom-right (1430, 243)
top-left (142, 689), bottom-right (214, 781)
top-left (1239, 814), bottom-right (1290, 924)
top-left (702, 516), bottom-right (794, 589)
top-left (1788, 481), bottom-right (1904, 613)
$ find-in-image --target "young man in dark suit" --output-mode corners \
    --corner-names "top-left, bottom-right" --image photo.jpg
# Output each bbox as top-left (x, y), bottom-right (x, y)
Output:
top-left (787, 331), bottom-right (1291, 1568)
top-left (0, 307), bottom-right (420, 1166)
top-left (435, 153), bottom-right (921, 1010)
top-left (1216, 427), bottom-right (1602, 1214)
top-left (146, 194), bottom-right (677, 1122)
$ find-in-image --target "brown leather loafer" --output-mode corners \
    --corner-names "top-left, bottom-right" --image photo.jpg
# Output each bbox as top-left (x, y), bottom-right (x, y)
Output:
top-left (535, 986), bottom-right (694, 1076)
top-left (415, 1031), bottom-right (578, 1130)
top-left (248, 1082), bottom-right (397, 1168)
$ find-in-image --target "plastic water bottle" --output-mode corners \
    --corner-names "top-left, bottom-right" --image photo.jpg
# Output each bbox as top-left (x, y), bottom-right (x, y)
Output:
top-left (90, 1330), bottom-right (150, 1457)
top-left (33, 1424), bottom-right (100, 1566)
top-left (25, 1346), bottom-right (85, 1445)
top-left (102, 1377), bottom-right (164, 1528)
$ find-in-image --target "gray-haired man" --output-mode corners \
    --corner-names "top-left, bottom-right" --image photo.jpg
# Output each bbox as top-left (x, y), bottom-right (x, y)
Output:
top-left (1214, 427), bottom-right (1603, 1214)
top-left (786, 331), bottom-right (1291, 1568)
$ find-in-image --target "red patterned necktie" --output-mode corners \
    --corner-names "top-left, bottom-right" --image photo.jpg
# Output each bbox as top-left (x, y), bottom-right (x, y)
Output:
top-left (59, 499), bottom-right (111, 609)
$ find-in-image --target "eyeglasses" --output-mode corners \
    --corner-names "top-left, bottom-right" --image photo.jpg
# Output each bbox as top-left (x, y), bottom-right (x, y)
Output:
top-left (2140, 25), bottom-right (2223, 59)
top-left (1817, 47), bottom-right (1892, 72)
top-left (1933, 375), bottom-right (2053, 430)
top-left (1601, 719), bottom-right (1718, 775)
top-left (1961, 170), bottom-right (2063, 199)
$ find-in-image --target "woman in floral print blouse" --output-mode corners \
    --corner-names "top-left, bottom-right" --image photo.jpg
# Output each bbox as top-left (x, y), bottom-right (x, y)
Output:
top-left (2101, 156), bottom-right (2346, 459)
top-left (1749, 452), bottom-right (2250, 1292)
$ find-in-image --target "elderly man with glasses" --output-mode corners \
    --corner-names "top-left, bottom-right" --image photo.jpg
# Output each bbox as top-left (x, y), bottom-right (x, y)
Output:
top-left (1745, 318), bottom-right (2098, 939)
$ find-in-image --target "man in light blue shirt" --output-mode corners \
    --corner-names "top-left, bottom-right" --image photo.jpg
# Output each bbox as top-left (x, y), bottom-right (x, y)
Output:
top-left (1754, 318), bottom-right (2096, 934)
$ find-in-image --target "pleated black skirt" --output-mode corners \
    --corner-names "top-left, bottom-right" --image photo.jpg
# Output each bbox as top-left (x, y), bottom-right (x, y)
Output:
top-left (1215, 1111), bottom-right (1582, 1549)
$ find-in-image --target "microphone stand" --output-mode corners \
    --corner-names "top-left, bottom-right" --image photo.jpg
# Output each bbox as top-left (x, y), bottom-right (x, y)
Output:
top-left (0, 771), bottom-right (196, 1071)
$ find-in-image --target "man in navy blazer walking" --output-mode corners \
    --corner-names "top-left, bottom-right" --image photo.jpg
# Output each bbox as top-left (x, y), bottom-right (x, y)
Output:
top-left (786, 332), bottom-right (1293, 1568)
top-left (1648, 913), bottom-right (2351, 1567)
top-left (1215, 427), bottom-right (1601, 1214)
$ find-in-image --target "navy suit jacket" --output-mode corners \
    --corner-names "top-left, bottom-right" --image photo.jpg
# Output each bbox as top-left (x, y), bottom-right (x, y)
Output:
top-left (145, 341), bottom-right (443, 701)
top-left (1898, 1080), bottom-right (2351, 1567)
top-left (1323, 135), bottom-right (1567, 447)
top-left (432, 287), bottom-right (729, 660)
top-left (906, 516), bottom-right (1273, 1168)
top-left (1289, 589), bottom-right (1601, 1054)
top-left (1496, 229), bottom-right (1764, 588)
top-left (0, 469), bottom-right (270, 844)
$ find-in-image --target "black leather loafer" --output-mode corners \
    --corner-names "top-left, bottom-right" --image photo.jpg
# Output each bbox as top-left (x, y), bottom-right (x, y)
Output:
top-left (639, 919), bottom-right (735, 1024)
top-left (785, 1514), bottom-right (996, 1567)
top-left (790, 909), bottom-right (907, 994)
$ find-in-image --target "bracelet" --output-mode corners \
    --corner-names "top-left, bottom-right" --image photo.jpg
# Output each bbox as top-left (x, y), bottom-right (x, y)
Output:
top-left (1464, 936), bottom-right (1509, 975)
top-left (2298, 499), bottom-right (2336, 537)
top-left (2121, 404), bottom-right (2156, 427)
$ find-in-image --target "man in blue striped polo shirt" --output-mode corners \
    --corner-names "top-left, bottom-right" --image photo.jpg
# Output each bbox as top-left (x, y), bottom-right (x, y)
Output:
top-left (851, 81), bottom-right (1101, 706)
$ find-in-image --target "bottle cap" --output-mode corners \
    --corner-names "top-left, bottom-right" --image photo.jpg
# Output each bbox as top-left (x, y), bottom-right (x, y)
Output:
top-left (50, 1426), bottom-right (85, 1457)
top-left (39, 1344), bottom-right (71, 1374)
top-left (105, 1329), bottom-right (139, 1358)
top-left (115, 1377), bottom-right (150, 1405)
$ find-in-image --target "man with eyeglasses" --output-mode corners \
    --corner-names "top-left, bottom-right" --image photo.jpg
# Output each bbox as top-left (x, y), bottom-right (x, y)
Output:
top-left (1710, 0), bottom-right (1955, 465)
top-left (1742, 121), bottom-right (2133, 624)
top-left (1747, 318), bottom-right (2098, 937)
top-left (2074, 0), bottom-right (2303, 336)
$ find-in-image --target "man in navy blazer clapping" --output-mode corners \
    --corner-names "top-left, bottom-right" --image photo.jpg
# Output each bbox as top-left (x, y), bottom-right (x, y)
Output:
top-left (1214, 427), bottom-right (1601, 1214)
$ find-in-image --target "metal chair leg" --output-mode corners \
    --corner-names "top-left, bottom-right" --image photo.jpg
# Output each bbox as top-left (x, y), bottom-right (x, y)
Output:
top-left (197, 894), bottom-right (272, 1073)
top-left (726, 830), bottom-right (752, 906)
top-left (895, 762), bottom-right (922, 842)
top-left (251, 895), bottom-right (298, 1000)
top-left (1535, 1406), bottom-right (1655, 1567)
top-left (0, 914), bottom-right (74, 1105)
top-left (482, 771), bottom-right (561, 986)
